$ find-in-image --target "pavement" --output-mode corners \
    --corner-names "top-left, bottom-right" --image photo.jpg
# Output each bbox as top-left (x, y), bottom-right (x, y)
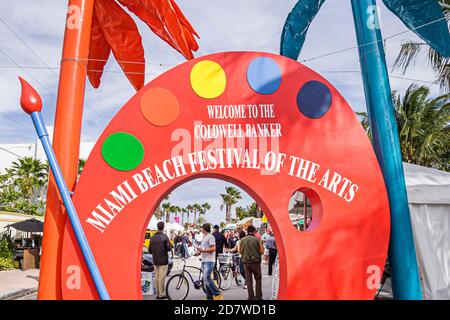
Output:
top-left (0, 268), bottom-right (39, 300)
top-left (144, 256), bottom-right (275, 300)
top-left (4, 256), bottom-right (276, 300)
top-left (2, 256), bottom-right (393, 300)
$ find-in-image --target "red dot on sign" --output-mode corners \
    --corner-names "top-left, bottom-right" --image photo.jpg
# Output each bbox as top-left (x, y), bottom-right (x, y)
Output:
top-left (140, 88), bottom-right (180, 126)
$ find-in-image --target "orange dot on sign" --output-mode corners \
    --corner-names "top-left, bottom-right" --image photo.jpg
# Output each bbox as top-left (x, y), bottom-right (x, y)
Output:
top-left (140, 88), bottom-right (180, 126)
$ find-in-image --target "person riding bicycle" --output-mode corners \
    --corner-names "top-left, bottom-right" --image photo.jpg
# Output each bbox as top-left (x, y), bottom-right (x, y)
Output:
top-left (194, 223), bottom-right (224, 300)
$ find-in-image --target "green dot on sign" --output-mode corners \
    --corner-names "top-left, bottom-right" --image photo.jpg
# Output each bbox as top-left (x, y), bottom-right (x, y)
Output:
top-left (102, 132), bottom-right (144, 171)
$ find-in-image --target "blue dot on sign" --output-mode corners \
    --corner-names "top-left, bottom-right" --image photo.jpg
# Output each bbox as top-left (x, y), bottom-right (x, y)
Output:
top-left (297, 81), bottom-right (332, 119)
top-left (247, 57), bottom-right (281, 95)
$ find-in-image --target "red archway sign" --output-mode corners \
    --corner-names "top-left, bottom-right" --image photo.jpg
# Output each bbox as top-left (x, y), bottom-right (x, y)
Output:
top-left (61, 51), bottom-right (390, 299)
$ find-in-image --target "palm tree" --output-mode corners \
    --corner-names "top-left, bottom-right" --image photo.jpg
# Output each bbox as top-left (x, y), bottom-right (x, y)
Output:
top-left (394, 1), bottom-right (450, 91)
top-left (186, 204), bottom-right (194, 224)
top-left (247, 202), bottom-right (261, 218)
top-left (171, 205), bottom-right (181, 224)
top-left (10, 157), bottom-right (47, 199)
top-left (180, 207), bottom-right (187, 225)
top-left (161, 202), bottom-right (171, 222)
top-left (201, 202), bottom-right (211, 220)
top-left (193, 204), bottom-right (202, 224)
top-left (235, 202), bottom-right (261, 220)
top-left (235, 206), bottom-right (247, 221)
top-left (154, 193), bottom-right (171, 220)
top-left (87, 0), bottom-right (199, 90)
top-left (394, 85), bottom-right (449, 170)
top-left (356, 112), bottom-right (372, 137)
top-left (154, 206), bottom-right (163, 220)
top-left (220, 186), bottom-right (242, 223)
top-left (359, 85), bottom-right (450, 171)
top-left (196, 216), bottom-right (207, 227)
top-left (78, 159), bottom-right (86, 176)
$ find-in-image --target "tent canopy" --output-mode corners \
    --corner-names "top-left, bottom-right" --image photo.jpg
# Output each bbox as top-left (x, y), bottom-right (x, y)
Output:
top-left (403, 162), bottom-right (450, 300)
top-left (237, 217), bottom-right (253, 225)
top-left (404, 162), bottom-right (450, 204)
top-left (168, 222), bottom-right (184, 232)
top-left (6, 218), bottom-right (43, 233)
top-left (147, 217), bottom-right (162, 230)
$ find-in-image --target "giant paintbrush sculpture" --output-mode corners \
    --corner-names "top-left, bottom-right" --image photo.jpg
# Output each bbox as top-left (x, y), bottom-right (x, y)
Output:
top-left (19, 77), bottom-right (110, 300)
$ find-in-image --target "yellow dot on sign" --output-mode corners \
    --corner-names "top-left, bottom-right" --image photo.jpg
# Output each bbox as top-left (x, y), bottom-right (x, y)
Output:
top-left (190, 60), bottom-right (226, 99)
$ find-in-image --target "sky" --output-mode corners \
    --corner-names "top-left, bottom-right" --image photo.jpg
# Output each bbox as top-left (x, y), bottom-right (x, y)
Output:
top-left (0, 0), bottom-right (444, 224)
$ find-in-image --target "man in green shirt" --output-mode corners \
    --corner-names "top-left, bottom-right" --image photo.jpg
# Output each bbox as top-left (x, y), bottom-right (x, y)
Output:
top-left (238, 225), bottom-right (265, 300)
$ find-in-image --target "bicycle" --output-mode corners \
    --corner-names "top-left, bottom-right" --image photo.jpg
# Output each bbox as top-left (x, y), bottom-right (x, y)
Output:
top-left (166, 258), bottom-right (221, 300)
top-left (218, 253), bottom-right (245, 290)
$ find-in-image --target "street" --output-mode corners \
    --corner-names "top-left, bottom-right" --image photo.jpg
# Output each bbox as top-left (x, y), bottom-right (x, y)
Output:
top-left (13, 256), bottom-right (276, 300)
top-left (144, 256), bottom-right (275, 300)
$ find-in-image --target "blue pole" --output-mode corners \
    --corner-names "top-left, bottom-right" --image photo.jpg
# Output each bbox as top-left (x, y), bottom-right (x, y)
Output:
top-left (30, 112), bottom-right (110, 300)
top-left (350, 0), bottom-right (422, 299)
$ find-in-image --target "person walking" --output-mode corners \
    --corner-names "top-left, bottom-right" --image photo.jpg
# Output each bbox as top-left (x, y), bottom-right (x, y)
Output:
top-left (265, 232), bottom-right (277, 276)
top-left (181, 232), bottom-right (190, 258)
top-left (195, 223), bottom-right (224, 300)
top-left (174, 232), bottom-right (182, 257)
top-left (149, 221), bottom-right (171, 299)
top-left (261, 229), bottom-right (271, 264)
top-left (194, 230), bottom-right (203, 245)
top-left (213, 225), bottom-right (226, 269)
top-left (227, 230), bottom-right (237, 250)
top-left (239, 225), bottom-right (264, 300)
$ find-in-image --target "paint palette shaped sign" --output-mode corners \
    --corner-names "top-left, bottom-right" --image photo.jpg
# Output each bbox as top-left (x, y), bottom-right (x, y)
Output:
top-left (61, 52), bottom-right (390, 299)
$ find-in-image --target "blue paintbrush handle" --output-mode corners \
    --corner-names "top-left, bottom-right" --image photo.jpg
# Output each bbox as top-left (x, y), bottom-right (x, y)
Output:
top-left (31, 111), bottom-right (110, 300)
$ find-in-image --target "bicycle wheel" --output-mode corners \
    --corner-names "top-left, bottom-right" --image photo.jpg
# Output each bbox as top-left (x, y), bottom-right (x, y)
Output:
top-left (219, 265), bottom-right (233, 290)
top-left (235, 272), bottom-right (245, 286)
top-left (201, 269), bottom-right (222, 293)
top-left (213, 269), bottom-right (221, 290)
top-left (166, 274), bottom-right (189, 300)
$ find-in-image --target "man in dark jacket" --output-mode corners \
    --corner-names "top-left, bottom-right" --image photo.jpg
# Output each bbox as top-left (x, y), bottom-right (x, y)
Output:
top-left (213, 225), bottom-right (226, 269)
top-left (149, 221), bottom-right (171, 299)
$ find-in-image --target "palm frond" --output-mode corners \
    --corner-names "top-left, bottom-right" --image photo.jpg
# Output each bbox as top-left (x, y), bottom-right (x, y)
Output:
top-left (393, 41), bottom-right (427, 74)
top-left (392, 1), bottom-right (450, 92)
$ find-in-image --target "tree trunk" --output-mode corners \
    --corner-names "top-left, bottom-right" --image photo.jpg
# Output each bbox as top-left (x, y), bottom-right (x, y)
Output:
top-left (155, 207), bottom-right (162, 220)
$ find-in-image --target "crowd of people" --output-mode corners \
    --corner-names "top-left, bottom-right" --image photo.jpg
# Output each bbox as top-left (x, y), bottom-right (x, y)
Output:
top-left (198, 224), bottom-right (277, 300)
top-left (149, 221), bottom-right (277, 300)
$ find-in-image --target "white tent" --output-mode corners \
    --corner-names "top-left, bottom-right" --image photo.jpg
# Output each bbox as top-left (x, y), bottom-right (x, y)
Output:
top-left (237, 217), bottom-right (253, 226)
top-left (167, 222), bottom-right (184, 233)
top-left (224, 223), bottom-right (237, 230)
top-left (403, 163), bottom-right (450, 300)
top-left (148, 217), bottom-right (185, 233)
top-left (147, 216), bottom-right (162, 230)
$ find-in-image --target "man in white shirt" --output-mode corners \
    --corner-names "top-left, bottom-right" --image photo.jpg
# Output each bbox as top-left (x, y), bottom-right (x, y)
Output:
top-left (195, 223), bottom-right (224, 300)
